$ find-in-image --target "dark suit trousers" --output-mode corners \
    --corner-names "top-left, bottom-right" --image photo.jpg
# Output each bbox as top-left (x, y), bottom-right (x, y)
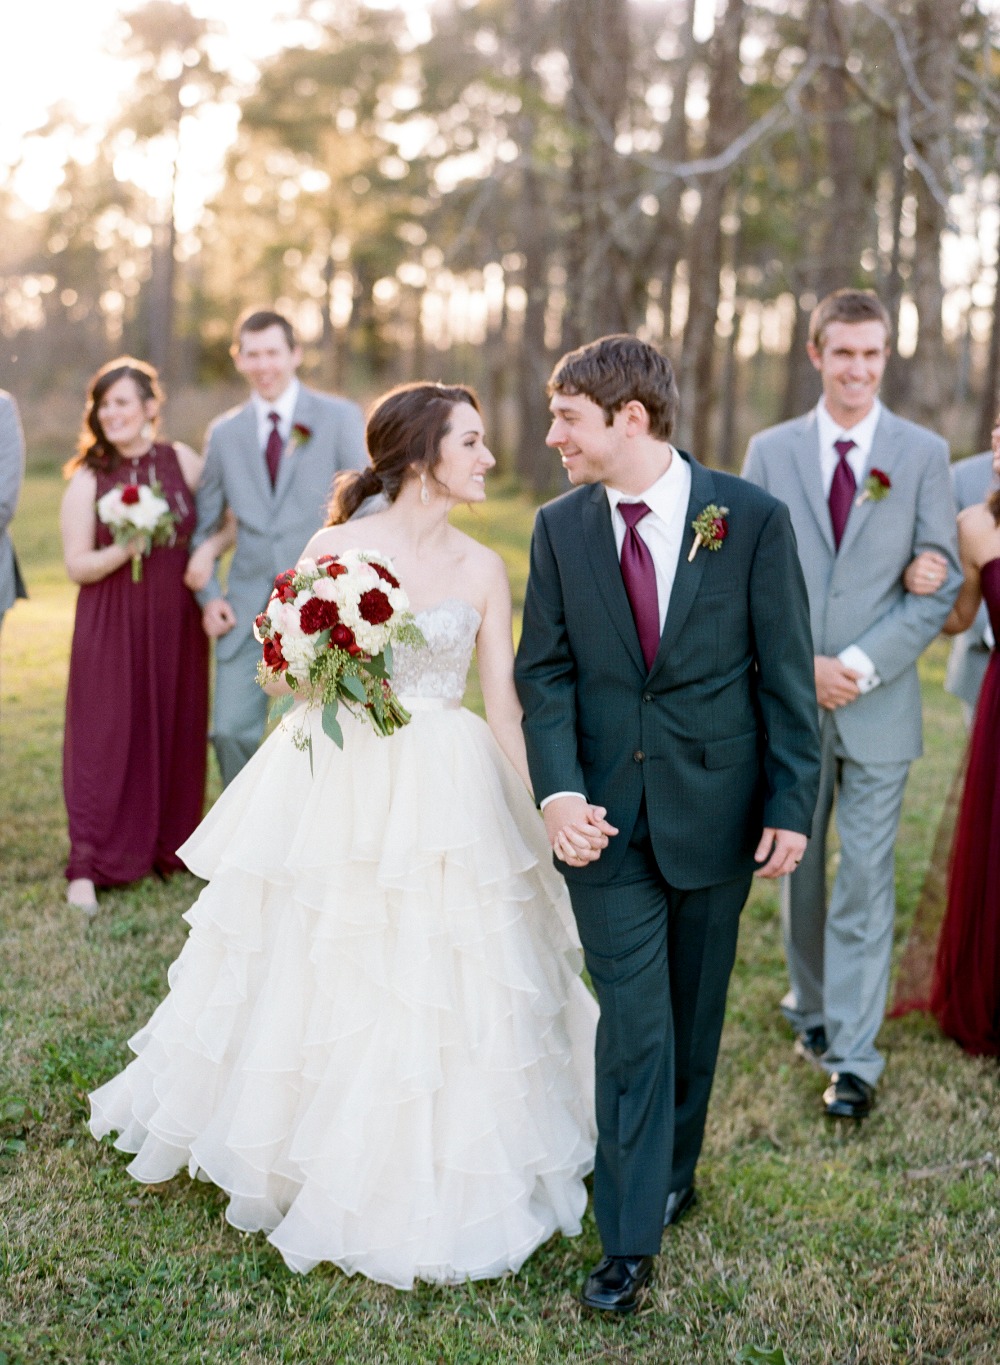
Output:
top-left (566, 802), bottom-right (749, 1255)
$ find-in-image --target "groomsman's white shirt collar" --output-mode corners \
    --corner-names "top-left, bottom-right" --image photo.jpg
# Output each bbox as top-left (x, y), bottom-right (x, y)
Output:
top-left (816, 397), bottom-right (882, 496)
top-left (251, 378), bottom-right (301, 449)
top-left (605, 446), bottom-right (692, 633)
top-left (815, 396), bottom-right (883, 691)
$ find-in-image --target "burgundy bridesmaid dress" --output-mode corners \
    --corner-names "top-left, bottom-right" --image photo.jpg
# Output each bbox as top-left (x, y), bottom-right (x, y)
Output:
top-left (929, 557), bottom-right (1000, 1055)
top-left (64, 443), bottom-right (209, 886)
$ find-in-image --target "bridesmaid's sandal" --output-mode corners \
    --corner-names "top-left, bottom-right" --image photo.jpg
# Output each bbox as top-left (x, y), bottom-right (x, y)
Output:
top-left (67, 879), bottom-right (98, 915)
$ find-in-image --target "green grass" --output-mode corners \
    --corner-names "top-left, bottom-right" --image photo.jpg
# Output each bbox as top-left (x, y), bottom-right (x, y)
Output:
top-left (1, 473), bottom-right (998, 1364)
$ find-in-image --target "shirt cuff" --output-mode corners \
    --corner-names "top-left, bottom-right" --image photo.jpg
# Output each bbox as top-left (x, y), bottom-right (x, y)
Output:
top-left (539, 791), bottom-right (587, 809)
top-left (838, 645), bottom-right (880, 693)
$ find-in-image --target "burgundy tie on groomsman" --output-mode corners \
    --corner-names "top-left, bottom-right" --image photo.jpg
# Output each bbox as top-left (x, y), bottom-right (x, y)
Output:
top-left (265, 410), bottom-right (283, 488)
top-left (828, 437), bottom-right (856, 549)
top-left (618, 501), bottom-right (660, 672)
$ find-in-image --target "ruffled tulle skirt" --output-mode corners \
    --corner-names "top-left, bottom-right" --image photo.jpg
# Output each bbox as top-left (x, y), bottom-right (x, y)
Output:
top-left (88, 701), bottom-right (598, 1287)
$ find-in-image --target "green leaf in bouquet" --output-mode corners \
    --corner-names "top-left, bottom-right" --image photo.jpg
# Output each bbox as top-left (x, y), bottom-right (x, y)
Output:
top-left (366, 649), bottom-right (389, 681)
top-left (341, 675), bottom-right (368, 703)
top-left (268, 693), bottom-right (295, 720)
top-left (321, 699), bottom-right (344, 749)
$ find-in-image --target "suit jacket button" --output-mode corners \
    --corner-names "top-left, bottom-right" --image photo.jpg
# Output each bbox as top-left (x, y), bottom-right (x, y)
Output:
top-left (633, 750), bottom-right (645, 762)
top-left (642, 692), bottom-right (653, 702)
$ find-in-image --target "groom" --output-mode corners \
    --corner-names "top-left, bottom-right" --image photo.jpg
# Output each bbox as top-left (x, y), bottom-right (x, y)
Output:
top-left (514, 335), bottom-right (820, 1314)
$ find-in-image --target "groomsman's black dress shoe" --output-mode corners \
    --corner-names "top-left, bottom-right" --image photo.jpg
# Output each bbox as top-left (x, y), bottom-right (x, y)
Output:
top-left (663, 1185), bottom-right (697, 1228)
top-left (580, 1255), bottom-right (654, 1314)
top-left (822, 1071), bottom-right (875, 1119)
top-left (793, 1025), bottom-right (827, 1067)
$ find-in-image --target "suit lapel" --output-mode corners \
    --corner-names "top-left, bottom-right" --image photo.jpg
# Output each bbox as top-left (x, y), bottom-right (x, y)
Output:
top-left (836, 408), bottom-right (904, 560)
top-left (648, 453), bottom-right (711, 678)
top-left (274, 387), bottom-right (316, 507)
top-left (237, 403), bottom-right (272, 507)
top-left (789, 412), bottom-right (835, 555)
top-left (582, 485), bottom-right (647, 675)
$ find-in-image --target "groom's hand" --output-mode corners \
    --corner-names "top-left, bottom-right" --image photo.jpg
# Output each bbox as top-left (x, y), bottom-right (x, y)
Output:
top-left (754, 827), bottom-right (807, 879)
top-left (543, 796), bottom-right (618, 867)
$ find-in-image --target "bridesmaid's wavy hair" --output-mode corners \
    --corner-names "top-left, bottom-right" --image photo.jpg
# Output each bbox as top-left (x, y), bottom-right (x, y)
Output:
top-left (64, 357), bottom-right (162, 478)
top-left (326, 382), bottom-right (481, 525)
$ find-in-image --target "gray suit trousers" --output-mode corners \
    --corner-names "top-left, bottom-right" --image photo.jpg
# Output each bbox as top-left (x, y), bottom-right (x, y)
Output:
top-left (780, 713), bottom-right (909, 1086)
top-left (212, 629), bottom-right (269, 787)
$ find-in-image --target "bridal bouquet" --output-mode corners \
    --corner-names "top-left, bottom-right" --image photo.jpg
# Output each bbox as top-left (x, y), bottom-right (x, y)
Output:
top-left (96, 481), bottom-right (176, 582)
top-left (255, 550), bottom-right (425, 756)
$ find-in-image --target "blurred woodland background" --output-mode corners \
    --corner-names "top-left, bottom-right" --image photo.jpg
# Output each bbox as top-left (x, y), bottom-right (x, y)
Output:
top-left (2, 0), bottom-right (1000, 488)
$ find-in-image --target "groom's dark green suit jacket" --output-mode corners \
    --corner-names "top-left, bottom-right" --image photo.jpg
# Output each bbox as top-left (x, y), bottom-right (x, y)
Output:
top-left (515, 453), bottom-right (821, 889)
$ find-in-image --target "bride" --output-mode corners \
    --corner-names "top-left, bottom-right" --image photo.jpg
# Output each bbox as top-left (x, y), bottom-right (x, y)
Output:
top-left (88, 382), bottom-right (598, 1289)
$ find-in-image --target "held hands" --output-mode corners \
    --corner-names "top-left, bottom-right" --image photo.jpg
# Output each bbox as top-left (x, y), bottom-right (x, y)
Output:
top-left (903, 550), bottom-right (949, 596)
top-left (814, 655), bottom-right (862, 710)
top-left (542, 795), bottom-right (618, 868)
top-left (202, 597), bottom-right (237, 638)
top-left (754, 827), bottom-right (807, 879)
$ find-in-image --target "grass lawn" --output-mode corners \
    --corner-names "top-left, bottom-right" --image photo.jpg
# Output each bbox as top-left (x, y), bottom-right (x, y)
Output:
top-left (1, 473), bottom-right (998, 1365)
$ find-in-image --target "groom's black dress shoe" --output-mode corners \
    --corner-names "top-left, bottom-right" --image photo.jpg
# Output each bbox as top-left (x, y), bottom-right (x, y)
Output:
top-left (580, 1255), bottom-right (654, 1314)
top-left (823, 1071), bottom-right (875, 1119)
top-left (663, 1185), bottom-right (697, 1228)
top-left (793, 1025), bottom-right (827, 1067)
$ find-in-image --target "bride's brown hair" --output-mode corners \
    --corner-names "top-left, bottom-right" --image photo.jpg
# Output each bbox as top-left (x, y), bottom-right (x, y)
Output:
top-left (326, 382), bottom-right (481, 526)
top-left (64, 357), bottom-right (162, 478)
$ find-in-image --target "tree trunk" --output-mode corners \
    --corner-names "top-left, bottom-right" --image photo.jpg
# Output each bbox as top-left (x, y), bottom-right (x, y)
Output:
top-left (677, 0), bottom-right (745, 457)
top-left (515, 0), bottom-right (557, 491)
top-left (976, 196), bottom-right (1000, 451)
top-left (656, 0), bottom-right (696, 350)
top-left (560, 0), bottom-right (632, 349)
top-left (907, 0), bottom-right (961, 426)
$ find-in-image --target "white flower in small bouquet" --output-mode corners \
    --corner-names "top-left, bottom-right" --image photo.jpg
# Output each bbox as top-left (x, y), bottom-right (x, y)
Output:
top-left (254, 550), bottom-right (425, 761)
top-left (96, 481), bottom-right (176, 582)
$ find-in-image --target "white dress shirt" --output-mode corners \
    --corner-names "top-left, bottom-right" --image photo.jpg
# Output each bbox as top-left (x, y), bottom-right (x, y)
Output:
top-left (541, 449), bottom-right (691, 808)
top-left (816, 397), bottom-right (882, 692)
top-left (251, 378), bottom-right (301, 453)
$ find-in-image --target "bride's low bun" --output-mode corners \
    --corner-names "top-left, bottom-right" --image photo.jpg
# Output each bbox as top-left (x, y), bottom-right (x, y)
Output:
top-left (327, 467), bottom-right (383, 525)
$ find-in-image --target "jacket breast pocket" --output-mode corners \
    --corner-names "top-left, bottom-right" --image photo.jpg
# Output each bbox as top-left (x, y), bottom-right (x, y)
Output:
top-left (703, 730), bottom-right (758, 770)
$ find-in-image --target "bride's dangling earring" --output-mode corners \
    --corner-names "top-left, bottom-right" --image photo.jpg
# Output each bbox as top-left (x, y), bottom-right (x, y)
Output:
top-left (420, 471), bottom-right (430, 506)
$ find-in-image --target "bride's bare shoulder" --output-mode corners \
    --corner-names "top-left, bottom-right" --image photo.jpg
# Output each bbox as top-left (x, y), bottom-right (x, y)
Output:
top-left (301, 516), bottom-right (392, 562)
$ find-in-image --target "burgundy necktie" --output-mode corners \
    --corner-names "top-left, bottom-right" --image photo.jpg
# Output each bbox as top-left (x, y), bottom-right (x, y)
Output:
top-left (829, 437), bottom-right (856, 549)
top-left (618, 501), bottom-right (660, 671)
top-left (265, 410), bottom-right (283, 488)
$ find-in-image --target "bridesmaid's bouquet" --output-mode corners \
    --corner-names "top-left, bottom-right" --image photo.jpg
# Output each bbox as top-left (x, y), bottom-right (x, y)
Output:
top-left (96, 481), bottom-right (176, 582)
top-left (255, 551), bottom-right (425, 757)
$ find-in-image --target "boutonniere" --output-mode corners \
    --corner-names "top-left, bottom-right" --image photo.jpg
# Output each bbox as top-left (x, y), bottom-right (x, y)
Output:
top-left (288, 423), bottom-right (312, 452)
top-left (855, 468), bottom-right (891, 507)
top-left (688, 504), bottom-right (729, 561)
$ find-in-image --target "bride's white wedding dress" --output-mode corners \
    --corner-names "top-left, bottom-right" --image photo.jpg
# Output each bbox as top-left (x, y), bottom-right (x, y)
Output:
top-left (89, 597), bottom-right (597, 1288)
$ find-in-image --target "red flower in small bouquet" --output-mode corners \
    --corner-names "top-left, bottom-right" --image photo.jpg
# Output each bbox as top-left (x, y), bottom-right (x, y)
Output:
top-left (96, 480), bottom-right (176, 582)
top-left (856, 468), bottom-right (891, 507)
top-left (255, 549), bottom-right (425, 759)
top-left (687, 504), bottom-right (730, 562)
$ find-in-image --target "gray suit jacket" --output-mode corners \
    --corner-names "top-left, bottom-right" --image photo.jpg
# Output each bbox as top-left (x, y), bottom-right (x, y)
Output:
top-left (193, 385), bottom-right (366, 662)
top-left (0, 392), bottom-right (27, 617)
top-left (945, 450), bottom-right (997, 709)
top-left (743, 405), bottom-right (961, 763)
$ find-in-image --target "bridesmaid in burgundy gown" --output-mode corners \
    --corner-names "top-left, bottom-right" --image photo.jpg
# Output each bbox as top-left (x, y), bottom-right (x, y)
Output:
top-left (60, 358), bottom-right (230, 913)
top-left (927, 429), bottom-right (1000, 1055)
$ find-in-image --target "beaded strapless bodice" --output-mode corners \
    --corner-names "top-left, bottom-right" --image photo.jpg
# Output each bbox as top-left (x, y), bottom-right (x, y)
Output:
top-left (392, 598), bottom-right (482, 704)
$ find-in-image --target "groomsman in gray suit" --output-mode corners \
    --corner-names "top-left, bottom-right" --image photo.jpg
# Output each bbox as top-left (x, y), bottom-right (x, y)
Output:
top-left (191, 310), bottom-right (367, 786)
top-left (0, 391), bottom-right (28, 652)
top-left (743, 289), bottom-right (961, 1120)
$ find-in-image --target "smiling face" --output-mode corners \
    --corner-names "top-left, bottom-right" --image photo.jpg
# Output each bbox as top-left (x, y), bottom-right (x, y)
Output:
top-left (807, 319), bottom-right (889, 429)
top-left (546, 391), bottom-right (628, 486)
top-left (234, 323), bottom-right (302, 403)
top-left (95, 376), bottom-right (157, 455)
top-left (432, 402), bottom-right (495, 503)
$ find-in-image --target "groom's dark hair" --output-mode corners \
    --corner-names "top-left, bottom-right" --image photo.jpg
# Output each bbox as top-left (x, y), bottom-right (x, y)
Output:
top-left (548, 335), bottom-right (679, 441)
